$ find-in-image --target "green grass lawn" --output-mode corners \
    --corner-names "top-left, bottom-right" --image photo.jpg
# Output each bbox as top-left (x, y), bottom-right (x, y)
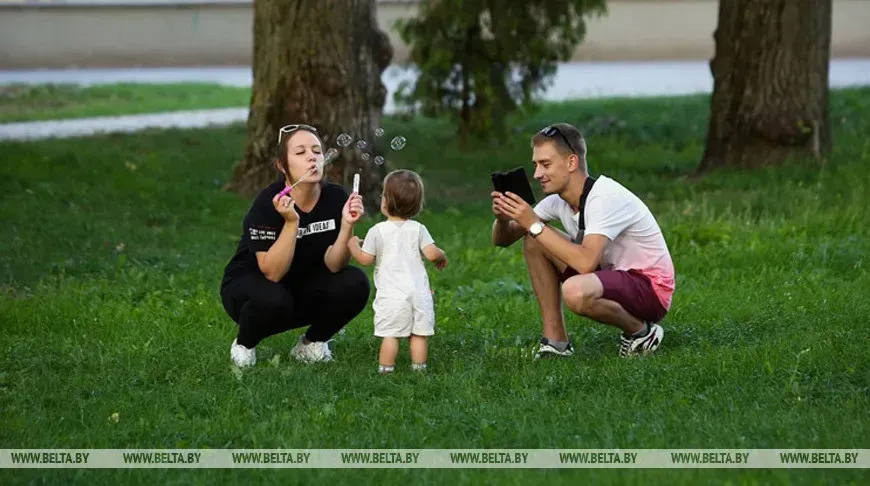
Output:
top-left (0, 83), bottom-right (249, 123)
top-left (1, 88), bottom-right (869, 485)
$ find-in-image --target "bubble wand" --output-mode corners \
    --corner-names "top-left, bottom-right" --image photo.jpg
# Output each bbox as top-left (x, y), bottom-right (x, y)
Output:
top-left (277, 148), bottom-right (339, 199)
top-left (351, 173), bottom-right (361, 218)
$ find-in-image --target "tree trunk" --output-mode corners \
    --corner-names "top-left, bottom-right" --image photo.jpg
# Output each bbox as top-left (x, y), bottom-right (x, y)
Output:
top-left (226, 0), bottom-right (393, 212)
top-left (699, 0), bottom-right (832, 172)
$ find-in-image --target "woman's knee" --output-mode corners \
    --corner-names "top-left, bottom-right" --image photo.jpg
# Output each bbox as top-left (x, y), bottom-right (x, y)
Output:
top-left (250, 283), bottom-right (294, 317)
top-left (321, 266), bottom-right (370, 306)
top-left (340, 266), bottom-right (371, 306)
top-left (220, 286), bottom-right (240, 322)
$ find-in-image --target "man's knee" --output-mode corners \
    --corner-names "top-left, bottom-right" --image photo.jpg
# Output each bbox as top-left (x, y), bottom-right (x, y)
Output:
top-left (561, 277), bottom-right (591, 315)
top-left (524, 234), bottom-right (552, 263)
top-left (522, 233), bottom-right (538, 253)
top-left (523, 233), bottom-right (565, 269)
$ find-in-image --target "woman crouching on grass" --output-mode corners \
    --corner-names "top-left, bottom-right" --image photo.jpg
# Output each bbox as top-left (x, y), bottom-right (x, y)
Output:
top-left (220, 124), bottom-right (370, 368)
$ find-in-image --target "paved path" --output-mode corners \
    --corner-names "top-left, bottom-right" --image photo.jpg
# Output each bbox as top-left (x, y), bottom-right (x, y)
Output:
top-left (0, 108), bottom-right (248, 141)
top-left (2, 60), bottom-right (868, 141)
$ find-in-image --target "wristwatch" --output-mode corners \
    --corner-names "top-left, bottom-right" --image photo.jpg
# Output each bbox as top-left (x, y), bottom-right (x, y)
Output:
top-left (529, 221), bottom-right (545, 238)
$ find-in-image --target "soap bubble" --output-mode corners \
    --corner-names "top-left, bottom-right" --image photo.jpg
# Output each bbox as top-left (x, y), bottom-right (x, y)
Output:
top-left (374, 128), bottom-right (385, 137)
top-left (390, 136), bottom-right (407, 151)
top-left (374, 156), bottom-right (385, 166)
top-left (325, 148), bottom-right (339, 163)
top-left (336, 133), bottom-right (353, 147)
top-left (355, 140), bottom-right (368, 150)
top-left (361, 153), bottom-right (371, 161)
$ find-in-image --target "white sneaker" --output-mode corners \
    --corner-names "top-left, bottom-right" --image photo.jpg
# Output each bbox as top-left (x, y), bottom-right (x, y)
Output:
top-left (619, 323), bottom-right (664, 357)
top-left (290, 335), bottom-right (334, 363)
top-left (534, 337), bottom-right (574, 359)
top-left (230, 339), bottom-right (256, 368)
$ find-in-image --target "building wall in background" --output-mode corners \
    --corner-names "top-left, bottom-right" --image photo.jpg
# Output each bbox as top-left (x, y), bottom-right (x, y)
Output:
top-left (1, 0), bottom-right (868, 68)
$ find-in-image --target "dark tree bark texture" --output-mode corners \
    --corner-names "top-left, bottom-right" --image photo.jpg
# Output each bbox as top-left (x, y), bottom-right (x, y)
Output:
top-left (226, 0), bottom-right (393, 211)
top-left (700, 0), bottom-right (832, 172)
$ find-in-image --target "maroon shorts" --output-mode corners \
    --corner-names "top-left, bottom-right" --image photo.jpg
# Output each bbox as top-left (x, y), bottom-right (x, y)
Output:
top-left (560, 267), bottom-right (668, 323)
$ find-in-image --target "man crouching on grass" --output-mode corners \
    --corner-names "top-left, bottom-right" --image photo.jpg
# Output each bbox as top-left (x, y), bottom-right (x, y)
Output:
top-left (491, 123), bottom-right (675, 358)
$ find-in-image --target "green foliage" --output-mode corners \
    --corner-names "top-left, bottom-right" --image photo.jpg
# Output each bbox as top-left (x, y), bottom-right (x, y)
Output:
top-left (394, 0), bottom-right (607, 143)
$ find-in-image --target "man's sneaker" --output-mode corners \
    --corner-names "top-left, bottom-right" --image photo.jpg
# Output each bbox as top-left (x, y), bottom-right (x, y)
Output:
top-left (534, 337), bottom-right (574, 359)
top-left (230, 339), bottom-right (256, 368)
top-left (290, 335), bottom-right (334, 363)
top-left (619, 323), bottom-right (664, 357)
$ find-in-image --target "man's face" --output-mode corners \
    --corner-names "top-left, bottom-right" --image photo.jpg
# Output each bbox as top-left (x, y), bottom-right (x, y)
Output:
top-left (532, 141), bottom-right (575, 195)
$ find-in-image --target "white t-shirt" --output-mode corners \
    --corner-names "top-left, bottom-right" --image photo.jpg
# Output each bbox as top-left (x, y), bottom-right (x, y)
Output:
top-left (361, 220), bottom-right (435, 303)
top-left (534, 175), bottom-right (675, 310)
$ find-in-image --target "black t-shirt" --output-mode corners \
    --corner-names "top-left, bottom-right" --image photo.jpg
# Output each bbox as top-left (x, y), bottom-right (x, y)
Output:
top-left (222, 179), bottom-right (349, 285)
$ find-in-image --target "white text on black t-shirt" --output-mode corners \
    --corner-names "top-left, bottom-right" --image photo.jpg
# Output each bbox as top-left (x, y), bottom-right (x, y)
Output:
top-left (298, 219), bottom-right (336, 239)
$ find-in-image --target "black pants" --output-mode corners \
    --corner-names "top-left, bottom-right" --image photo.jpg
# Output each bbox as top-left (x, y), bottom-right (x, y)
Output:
top-left (220, 267), bottom-right (370, 348)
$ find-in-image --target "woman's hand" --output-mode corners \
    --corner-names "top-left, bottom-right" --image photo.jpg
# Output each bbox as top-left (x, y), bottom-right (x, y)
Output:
top-left (272, 192), bottom-right (299, 224)
top-left (342, 193), bottom-right (364, 225)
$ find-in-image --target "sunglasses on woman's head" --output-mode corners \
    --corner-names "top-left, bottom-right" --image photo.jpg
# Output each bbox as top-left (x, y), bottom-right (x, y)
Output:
top-left (277, 124), bottom-right (318, 145)
top-left (540, 125), bottom-right (577, 155)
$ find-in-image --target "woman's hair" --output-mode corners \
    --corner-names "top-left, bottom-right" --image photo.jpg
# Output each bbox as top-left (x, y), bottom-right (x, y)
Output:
top-left (274, 127), bottom-right (325, 184)
top-left (382, 170), bottom-right (425, 219)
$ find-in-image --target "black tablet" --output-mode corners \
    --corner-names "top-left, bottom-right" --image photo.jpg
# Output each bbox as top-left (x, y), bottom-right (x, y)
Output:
top-left (491, 167), bottom-right (536, 205)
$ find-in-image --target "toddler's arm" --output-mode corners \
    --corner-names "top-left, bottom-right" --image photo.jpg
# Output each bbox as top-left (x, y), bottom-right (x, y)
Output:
top-left (422, 243), bottom-right (448, 270)
top-left (348, 236), bottom-right (376, 266)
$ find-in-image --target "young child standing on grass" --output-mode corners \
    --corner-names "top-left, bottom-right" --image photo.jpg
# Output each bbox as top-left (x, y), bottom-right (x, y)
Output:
top-left (348, 170), bottom-right (448, 374)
